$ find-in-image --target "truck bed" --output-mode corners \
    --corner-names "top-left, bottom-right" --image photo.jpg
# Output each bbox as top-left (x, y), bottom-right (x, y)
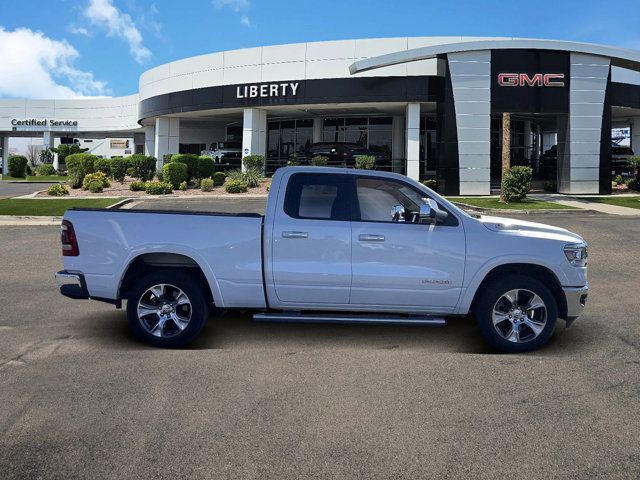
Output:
top-left (62, 208), bottom-right (266, 308)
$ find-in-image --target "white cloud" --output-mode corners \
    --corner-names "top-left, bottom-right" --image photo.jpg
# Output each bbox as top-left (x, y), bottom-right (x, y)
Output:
top-left (0, 27), bottom-right (108, 99)
top-left (213, 0), bottom-right (252, 27)
top-left (83, 0), bottom-right (151, 63)
top-left (67, 25), bottom-right (90, 36)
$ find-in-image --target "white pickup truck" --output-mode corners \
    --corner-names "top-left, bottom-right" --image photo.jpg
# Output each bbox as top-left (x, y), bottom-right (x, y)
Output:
top-left (56, 167), bottom-right (588, 352)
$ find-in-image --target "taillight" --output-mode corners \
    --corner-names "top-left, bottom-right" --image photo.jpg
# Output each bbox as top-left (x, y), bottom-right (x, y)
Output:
top-left (61, 220), bottom-right (79, 256)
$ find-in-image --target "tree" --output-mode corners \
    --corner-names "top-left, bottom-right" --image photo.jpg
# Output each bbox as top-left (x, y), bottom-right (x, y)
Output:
top-left (500, 112), bottom-right (511, 203)
top-left (53, 144), bottom-right (88, 166)
top-left (26, 144), bottom-right (42, 167)
top-left (39, 147), bottom-right (55, 164)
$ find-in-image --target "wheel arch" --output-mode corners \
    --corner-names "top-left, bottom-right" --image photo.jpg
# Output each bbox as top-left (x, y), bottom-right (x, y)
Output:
top-left (467, 263), bottom-right (568, 319)
top-left (118, 252), bottom-right (221, 307)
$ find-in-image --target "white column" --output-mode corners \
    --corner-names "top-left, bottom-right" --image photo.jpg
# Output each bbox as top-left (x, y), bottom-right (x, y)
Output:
top-left (405, 103), bottom-right (420, 180)
top-left (312, 117), bottom-right (323, 143)
top-left (242, 108), bottom-right (267, 170)
top-left (1, 137), bottom-right (9, 176)
top-left (631, 118), bottom-right (640, 156)
top-left (144, 126), bottom-right (155, 157)
top-left (154, 118), bottom-right (180, 168)
top-left (392, 115), bottom-right (405, 173)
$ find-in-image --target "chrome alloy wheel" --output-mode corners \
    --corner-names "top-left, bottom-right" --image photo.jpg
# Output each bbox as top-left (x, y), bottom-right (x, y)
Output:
top-left (492, 289), bottom-right (547, 343)
top-left (137, 284), bottom-right (192, 338)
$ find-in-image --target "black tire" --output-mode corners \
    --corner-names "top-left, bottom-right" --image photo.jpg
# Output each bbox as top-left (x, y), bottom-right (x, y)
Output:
top-left (474, 274), bottom-right (557, 353)
top-left (126, 269), bottom-right (209, 348)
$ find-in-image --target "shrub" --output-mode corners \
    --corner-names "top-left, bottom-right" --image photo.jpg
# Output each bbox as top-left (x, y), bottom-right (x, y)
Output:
top-left (627, 156), bottom-right (640, 174)
top-left (502, 166), bottom-right (533, 203)
top-left (162, 162), bottom-right (188, 189)
top-left (543, 181), bottom-right (557, 192)
top-left (129, 154), bottom-right (157, 181)
top-left (624, 178), bottom-right (639, 191)
top-left (126, 167), bottom-right (135, 177)
top-left (66, 153), bottom-right (96, 188)
top-left (94, 158), bottom-right (111, 176)
top-left (156, 170), bottom-right (164, 182)
top-left (225, 179), bottom-right (248, 193)
top-left (130, 181), bottom-right (146, 191)
top-left (213, 171), bottom-right (226, 186)
top-left (310, 155), bottom-right (328, 167)
top-left (54, 144), bottom-right (88, 167)
top-left (26, 165), bottom-right (33, 176)
top-left (198, 156), bottom-right (215, 179)
top-left (110, 157), bottom-right (128, 182)
top-left (170, 154), bottom-right (199, 180)
top-left (163, 153), bottom-right (174, 164)
top-left (200, 178), bottom-right (214, 192)
top-left (613, 174), bottom-right (623, 185)
top-left (422, 179), bottom-right (437, 190)
top-left (7, 155), bottom-right (28, 178)
top-left (86, 179), bottom-right (105, 193)
top-left (243, 168), bottom-right (261, 188)
top-left (38, 164), bottom-right (56, 176)
top-left (242, 155), bottom-right (265, 174)
top-left (266, 182), bottom-right (271, 192)
top-left (145, 181), bottom-right (173, 195)
top-left (179, 181), bottom-right (188, 191)
top-left (47, 184), bottom-right (68, 196)
top-left (355, 155), bottom-right (376, 170)
top-left (82, 172), bottom-right (110, 191)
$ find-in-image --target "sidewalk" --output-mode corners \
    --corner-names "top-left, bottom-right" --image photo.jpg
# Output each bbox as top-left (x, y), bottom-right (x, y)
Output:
top-left (531, 193), bottom-right (640, 216)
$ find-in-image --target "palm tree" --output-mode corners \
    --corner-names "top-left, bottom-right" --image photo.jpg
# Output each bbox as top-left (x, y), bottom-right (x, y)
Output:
top-left (500, 112), bottom-right (511, 202)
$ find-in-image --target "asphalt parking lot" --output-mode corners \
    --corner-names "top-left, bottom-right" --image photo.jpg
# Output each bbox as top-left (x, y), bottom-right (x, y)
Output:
top-left (0, 181), bottom-right (55, 199)
top-left (1, 204), bottom-right (639, 479)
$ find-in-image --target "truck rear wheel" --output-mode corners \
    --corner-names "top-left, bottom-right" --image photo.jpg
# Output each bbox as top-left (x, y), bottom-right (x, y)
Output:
top-left (475, 274), bottom-right (557, 353)
top-left (126, 269), bottom-right (209, 348)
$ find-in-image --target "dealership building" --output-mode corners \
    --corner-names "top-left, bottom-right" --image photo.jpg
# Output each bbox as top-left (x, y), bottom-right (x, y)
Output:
top-left (2, 36), bottom-right (640, 195)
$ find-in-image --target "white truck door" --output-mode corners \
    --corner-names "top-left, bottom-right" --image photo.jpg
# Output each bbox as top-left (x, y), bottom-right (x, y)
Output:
top-left (350, 176), bottom-right (465, 311)
top-left (271, 172), bottom-right (352, 304)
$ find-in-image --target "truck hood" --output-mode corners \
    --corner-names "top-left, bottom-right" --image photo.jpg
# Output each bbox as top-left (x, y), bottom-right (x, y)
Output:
top-left (478, 215), bottom-right (586, 244)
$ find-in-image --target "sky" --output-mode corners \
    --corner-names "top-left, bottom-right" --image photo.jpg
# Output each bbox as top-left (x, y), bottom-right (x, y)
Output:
top-left (0, 0), bottom-right (639, 99)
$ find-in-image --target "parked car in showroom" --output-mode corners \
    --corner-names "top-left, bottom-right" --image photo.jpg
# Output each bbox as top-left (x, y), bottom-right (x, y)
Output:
top-left (56, 167), bottom-right (588, 353)
top-left (200, 141), bottom-right (242, 168)
top-left (301, 142), bottom-right (389, 167)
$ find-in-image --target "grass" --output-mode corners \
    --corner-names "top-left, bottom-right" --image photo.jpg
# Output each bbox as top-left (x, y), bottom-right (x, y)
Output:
top-left (586, 196), bottom-right (640, 210)
top-left (0, 198), bottom-right (124, 216)
top-left (1, 175), bottom-right (68, 182)
top-left (449, 197), bottom-right (577, 210)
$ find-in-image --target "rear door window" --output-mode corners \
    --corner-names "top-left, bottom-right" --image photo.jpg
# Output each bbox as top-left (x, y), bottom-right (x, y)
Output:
top-left (283, 173), bottom-right (352, 221)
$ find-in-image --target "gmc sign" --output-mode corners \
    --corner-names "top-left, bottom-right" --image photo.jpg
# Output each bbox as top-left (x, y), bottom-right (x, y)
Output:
top-left (498, 73), bottom-right (565, 87)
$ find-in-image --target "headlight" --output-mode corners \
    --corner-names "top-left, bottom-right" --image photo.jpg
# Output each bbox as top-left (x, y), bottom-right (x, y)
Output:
top-left (564, 243), bottom-right (588, 267)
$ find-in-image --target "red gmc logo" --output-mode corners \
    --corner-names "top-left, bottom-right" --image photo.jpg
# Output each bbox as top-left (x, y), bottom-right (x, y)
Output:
top-left (498, 73), bottom-right (565, 87)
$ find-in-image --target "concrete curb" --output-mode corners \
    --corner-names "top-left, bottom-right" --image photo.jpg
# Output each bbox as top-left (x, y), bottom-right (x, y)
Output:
top-left (451, 202), bottom-right (599, 215)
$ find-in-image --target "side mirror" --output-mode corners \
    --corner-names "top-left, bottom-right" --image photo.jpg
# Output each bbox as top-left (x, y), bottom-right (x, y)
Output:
top-left (391, 204), bottom-right (405, 222)
top-left (419, 199), bottom-right (448, 224)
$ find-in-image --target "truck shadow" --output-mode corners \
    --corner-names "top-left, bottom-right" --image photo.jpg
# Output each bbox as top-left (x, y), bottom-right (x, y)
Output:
top-left (79, 309), bottom-right (590, 356)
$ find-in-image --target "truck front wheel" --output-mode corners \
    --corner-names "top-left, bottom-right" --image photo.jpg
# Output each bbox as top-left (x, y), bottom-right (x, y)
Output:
top-left (475, 274), bottom-right (557, 353)
top-left (126, 270), bottom-right (209, 348)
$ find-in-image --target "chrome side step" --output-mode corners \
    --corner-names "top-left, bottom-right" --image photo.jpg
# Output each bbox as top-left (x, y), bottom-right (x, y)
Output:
top-left (252, 312), bottom-right (447, 326)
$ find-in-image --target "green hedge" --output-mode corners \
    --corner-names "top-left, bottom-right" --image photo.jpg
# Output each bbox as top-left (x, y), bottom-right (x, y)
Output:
top-left (7, 155), bottom-right (28, 178)
top-left (225, 179), bottom-right (248, 193)
top-left (421, 179), bottom-right (437, 190)
top-left (128, 154), bottom-right (156, 181)
top-left (38, 164), bottom-right (56, 176)
top-left (310, 155), bottom-right (328, 167)
top-left (66, 153), bottom-right (97, 188)
top-left (110, 157), bottom-right (129, 182)
top-left (502, 166), bottom-right (533, 202)
top-left (130, 181), bottom-right (146, 191)
top-left (213, 171), bottom-right (226, 186)
top-left (47, 184), bottom-right (68, 196)
top-left (201, 178), bottom-right (214, 192)
top-left (170, 154), bottom-right (199, 180)
top-left (82, 172), bottom-right (110, 192)
top-left (242, 155), bottom-right (265, 174)
top-left (94, 158), bottom-right (111, 176)
top-left (355, 155), bottom-right (376, 170)
top-left (198, 156), bottom-right (215, 179)
top-left (145, 181), bottom-right (173, 195)
top-left (162, 162), bottom-right (188, 189)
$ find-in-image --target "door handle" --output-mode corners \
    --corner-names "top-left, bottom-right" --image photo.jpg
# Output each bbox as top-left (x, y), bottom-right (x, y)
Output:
top-left (359, 234), bottom-right (385, 242)
top-left (282, 231), bottom-right (308, 239)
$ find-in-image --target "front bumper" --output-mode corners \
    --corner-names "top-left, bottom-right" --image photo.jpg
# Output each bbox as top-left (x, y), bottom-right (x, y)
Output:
top-left (562, 285), bottom-right (589, 324)
top-left (55, 270), bottom-right (89, 300)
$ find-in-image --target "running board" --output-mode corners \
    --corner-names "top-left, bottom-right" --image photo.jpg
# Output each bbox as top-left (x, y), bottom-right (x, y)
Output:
top-left (252, 312), bottom-right (447, 326)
